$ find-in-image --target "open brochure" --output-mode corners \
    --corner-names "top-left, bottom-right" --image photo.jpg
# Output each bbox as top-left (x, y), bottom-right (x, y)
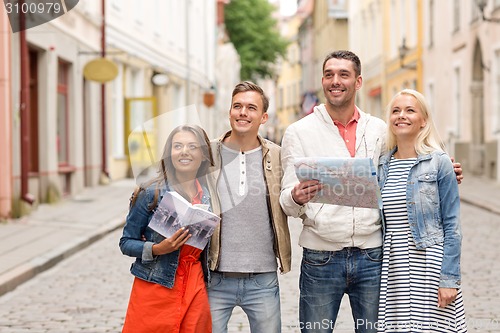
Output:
top-left (294, 157), bottom-right (381, 209)
top-left (148, 191), bottom-right (220, 250)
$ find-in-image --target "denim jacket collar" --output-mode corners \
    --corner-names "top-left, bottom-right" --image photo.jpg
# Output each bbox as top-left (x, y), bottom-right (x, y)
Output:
top-left (379, 146), bottom-right (433, 165)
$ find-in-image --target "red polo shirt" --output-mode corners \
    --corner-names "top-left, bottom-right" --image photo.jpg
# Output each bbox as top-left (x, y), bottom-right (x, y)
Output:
top-left (333, 107), bottom-right (360, 157)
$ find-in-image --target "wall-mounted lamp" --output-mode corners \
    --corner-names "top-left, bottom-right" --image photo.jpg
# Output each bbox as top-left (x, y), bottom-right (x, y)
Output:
top-left (203, 85), bottom-right (216, 107)
top-left (399, 37), bottom-right (417, 70)
top-left (475, 0), bottom-right (500, 23)
top-left (151, 73), bottom-right (170, 86)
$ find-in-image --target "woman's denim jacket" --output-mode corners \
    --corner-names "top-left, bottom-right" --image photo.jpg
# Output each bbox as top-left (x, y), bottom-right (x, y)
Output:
top-left (119, 182), bottom-right (212, 289)
top-left (378, 147), bottom-right (462, 288)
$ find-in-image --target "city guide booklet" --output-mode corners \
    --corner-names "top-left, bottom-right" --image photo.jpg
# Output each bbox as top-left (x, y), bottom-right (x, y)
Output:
top-left (294, 157), bottom-right (381, 209)
top-left (148, 191), bottom-right (220, 250)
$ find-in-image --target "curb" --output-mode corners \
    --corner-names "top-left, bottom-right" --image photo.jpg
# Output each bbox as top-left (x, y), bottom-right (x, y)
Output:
top-left (460, 197), bottom-right (500, 216)
top-left (0, 215), bottom-right (126, 297)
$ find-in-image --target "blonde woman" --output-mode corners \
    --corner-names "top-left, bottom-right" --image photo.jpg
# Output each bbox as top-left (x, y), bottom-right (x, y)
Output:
top-left (377, 89), bottom-right (467, 332)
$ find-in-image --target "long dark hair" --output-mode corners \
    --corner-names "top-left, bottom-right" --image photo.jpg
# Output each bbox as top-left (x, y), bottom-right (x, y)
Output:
top-left (131, 125), bottom-right (214, 209)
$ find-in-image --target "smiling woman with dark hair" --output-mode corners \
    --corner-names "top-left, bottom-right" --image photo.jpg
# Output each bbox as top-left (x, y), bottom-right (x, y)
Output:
top-left (119, 124), bottom-right (215, 333)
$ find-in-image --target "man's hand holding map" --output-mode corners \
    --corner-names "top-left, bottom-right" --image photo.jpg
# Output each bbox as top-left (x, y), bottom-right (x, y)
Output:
top-left (294, 157), bottom-right (381, 209)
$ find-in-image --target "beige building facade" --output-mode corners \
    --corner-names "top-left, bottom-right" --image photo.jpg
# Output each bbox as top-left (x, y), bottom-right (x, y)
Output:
top-left (106, 0), bottom-right (217, 182)
top-left (349, 0), bottom-right (500, 181)
top-left (351, 0), bottom-right (422, 119)
top-left (275, 15), bottom-right (303, 142)
top-left (3, 1), bottom-right (220, 218)
top-left (9, 1), bottom-right (103, 216)
top-left (313, 0), bottom-right (349, 100)
top-left (425, 0), bottom-right (500, 181)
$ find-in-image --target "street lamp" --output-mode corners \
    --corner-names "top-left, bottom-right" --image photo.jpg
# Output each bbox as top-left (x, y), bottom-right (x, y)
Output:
top-left (399, 37), bottom-right (417, 70)
top-left (475, 0), bottom-right (500, 23)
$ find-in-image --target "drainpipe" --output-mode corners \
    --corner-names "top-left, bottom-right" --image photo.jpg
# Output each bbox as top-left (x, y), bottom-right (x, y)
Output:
top-left (0, 5), bottom-right (13, 217)
top-left (100, 0), bottom-right (109, 180)
top-left (19, 8), bottom-right (34, 205)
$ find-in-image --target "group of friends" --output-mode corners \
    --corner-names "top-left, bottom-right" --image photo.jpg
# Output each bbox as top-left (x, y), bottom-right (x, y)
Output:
top-left (118, 50), bottom-right (467, 333)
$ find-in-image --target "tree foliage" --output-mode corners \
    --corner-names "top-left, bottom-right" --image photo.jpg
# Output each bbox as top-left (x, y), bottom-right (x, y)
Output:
top-left (224, 0), bottom-right (289, 81)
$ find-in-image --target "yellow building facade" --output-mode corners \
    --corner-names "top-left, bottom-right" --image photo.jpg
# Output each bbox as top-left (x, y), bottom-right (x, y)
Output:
top-left (276, 15), bottom-right (303, 142)
top-left (382, 0), bottom-right (423, 103)
top-left (313, 0), bottom-right (349, 100)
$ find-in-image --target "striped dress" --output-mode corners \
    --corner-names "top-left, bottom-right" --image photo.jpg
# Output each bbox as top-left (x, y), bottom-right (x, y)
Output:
top-left (377, 157), bottom-right (467, 333)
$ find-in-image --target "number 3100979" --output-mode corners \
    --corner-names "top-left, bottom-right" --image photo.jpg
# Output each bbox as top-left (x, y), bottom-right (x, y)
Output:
top-left (5, 2), bottom-right (62, 15)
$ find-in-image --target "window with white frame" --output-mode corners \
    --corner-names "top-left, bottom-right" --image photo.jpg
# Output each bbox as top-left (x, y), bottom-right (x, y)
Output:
top-left (111, 0), bottom-right (120, 11)
top-left (279, 87), bottom-right (284, 110)
top-left (453, 66), bottom-right (462, 138)
top-left (154, 0), bottom-right (161, 36)
top-left (57, 60), bottom-right (70, 165)
top-left (135, 1), bottom-right (144, 25)
top-left (409, 0), bottom-right (417, 44)
top-left (296, 81), bottom-right (300, 107)
top-left (390, 0), bottom-right (396, 57)
top-left (471, 0), bottom-right (481, 22)
top-left (453, 0), bottom-right (460, 33)
top-left (495, 50), bottom-right (500, 133)
top-left (427, 83), bottom-right (434, 114)
top-left (112, 64), bottom-right (125, 157)
top-left (429, 0), bottom-right (434, 47)
top-left (399, 0), bottom-right (406, 44)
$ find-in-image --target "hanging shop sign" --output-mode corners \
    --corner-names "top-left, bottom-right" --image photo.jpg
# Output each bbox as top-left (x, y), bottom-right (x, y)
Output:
top-left (83, 58), bottom-right (118, 83)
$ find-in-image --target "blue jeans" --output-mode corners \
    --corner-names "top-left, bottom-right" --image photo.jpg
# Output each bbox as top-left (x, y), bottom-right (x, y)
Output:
top-left (299, 247), bottom-right (382, 333)
top-left (208, 271), bottom-right (281, 333)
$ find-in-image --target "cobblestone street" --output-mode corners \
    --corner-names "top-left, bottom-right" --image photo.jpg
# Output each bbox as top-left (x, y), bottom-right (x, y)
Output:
top-left (0, 202), bottom-right (499, 332)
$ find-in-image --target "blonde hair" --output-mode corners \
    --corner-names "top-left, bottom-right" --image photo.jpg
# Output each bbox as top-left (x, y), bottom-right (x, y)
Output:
top-left (385, 89), bottom-right (445, 155)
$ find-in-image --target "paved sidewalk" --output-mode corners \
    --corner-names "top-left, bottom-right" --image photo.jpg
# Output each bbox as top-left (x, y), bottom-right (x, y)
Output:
top-left (0, 179), bottom-right (136, 296)
top-left (458, 177), bottom-right (500, 215)
top-left (0, 175), bottom-right (498, 299)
